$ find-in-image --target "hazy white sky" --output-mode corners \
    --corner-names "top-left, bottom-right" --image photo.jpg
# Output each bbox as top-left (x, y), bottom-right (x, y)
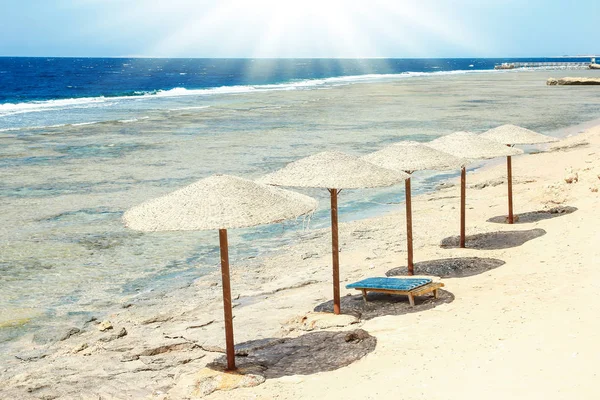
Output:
top-left (1, 0), bottom-right (598, 57)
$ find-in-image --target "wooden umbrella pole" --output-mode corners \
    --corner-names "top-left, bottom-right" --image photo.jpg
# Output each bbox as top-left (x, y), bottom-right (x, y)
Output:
top-left (405, 176), bottom-right (414, 275)
top-left (507, 155), bottom-right (514, 224)
top-left (329, 189), bottom-right (341, 315)
top-left (219, 229), bottom-right (236, 371)
top-left (460, 167), bottom-right (466, 248)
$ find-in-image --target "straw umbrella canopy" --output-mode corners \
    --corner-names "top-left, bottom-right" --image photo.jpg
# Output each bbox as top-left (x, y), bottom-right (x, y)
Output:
top-left (257, 151), bottom-right (408, 314)
top-left (427, 132), bottom-right (523, 248)
top-left (481, 124), bottom-right (558, 223)
top-left (363, 142), bottom-right (467, 275)
top-left (123, 174), bottom-right (317, 371)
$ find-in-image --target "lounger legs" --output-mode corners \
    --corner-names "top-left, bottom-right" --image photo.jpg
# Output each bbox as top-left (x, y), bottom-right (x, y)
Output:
top-left (361, 290), bottom-right (416, 306)
top-left (361, 289), bottom-right (368, 304)
top-left (351, 283), bottom-right (444, 307)
top-left (364, 291), bottom-right (417, 306)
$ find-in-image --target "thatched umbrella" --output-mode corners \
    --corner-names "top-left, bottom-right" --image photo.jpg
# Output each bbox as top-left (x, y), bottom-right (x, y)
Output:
top-left (481, 124), bottom-right (558, 223)
top-left (427, 132), bottom-right (523, 248)
top-left (123, 174), bottom-right (317, 371)
top-left (363, 142), bottom-right (467, 274)
top-left (257, 151), bottom-right (408, 314)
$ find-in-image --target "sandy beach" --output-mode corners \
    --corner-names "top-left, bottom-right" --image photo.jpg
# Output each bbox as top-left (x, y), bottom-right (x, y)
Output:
top-left (3, 0), bottom-right (600, 396)
top-left (2, 70), bottom-right (600, 333)
top-left (1, 116), bottom-right (599, 398)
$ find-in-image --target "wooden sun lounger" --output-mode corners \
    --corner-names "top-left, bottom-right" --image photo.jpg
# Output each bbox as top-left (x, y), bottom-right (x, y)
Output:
top-left (346, 277), bottom-right (444, 307)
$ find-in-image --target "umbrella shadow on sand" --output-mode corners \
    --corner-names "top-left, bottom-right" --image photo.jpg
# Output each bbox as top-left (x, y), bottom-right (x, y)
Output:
top-left (486, 206), bottom-right (577, 224)
top-left (313, 289), bottom-right (454, 320)
top-left (207, 329), bottom-right (376, 379)
top-left (386, 257), bottom-right (506, 278)
top-left (440, 228), bottom-right (546, 250)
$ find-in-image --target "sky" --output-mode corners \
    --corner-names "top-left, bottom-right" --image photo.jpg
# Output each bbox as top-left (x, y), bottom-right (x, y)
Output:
top-left (1, 0), bottom-right (598, 58)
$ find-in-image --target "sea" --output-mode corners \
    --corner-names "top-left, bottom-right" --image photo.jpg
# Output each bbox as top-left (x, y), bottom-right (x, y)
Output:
top-left (1, 57), bottom-right (600, 347)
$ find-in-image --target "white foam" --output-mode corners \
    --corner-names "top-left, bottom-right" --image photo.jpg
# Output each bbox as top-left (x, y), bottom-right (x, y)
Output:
top-left (115, 117), bottom-right (148, 123)
top-left (0, 96), bottom-right (107, 112)
top-left (71, 121), bottom-right (99, 126)
top-left (168, 106), bottom-right (211, 111)
top-left (0, 123), bottom-right (67, 133)
top-left (0, 97), bottom-right (112, 118)
top-left (307, 69), bottom-right (490, 85)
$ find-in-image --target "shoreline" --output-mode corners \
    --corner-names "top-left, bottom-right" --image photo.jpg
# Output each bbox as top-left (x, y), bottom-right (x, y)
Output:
top-left (2, 121), bottom-right (600, 398)
top-left (1, 115), bottom-right (599, 342)
top-left (1, 114), bottom-right (595, 337)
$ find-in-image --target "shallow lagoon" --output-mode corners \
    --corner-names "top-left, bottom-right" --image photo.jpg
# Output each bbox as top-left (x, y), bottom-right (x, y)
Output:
top-left (1, 69), bottom-right (600, 345)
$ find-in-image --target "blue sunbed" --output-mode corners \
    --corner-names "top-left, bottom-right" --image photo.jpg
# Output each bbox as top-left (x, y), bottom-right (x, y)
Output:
top-left (346, 277), bottom-right (444, 306)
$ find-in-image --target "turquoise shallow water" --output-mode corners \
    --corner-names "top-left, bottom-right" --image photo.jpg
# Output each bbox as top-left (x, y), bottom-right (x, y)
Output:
top-left (1, 68), bottom-right (600, 343)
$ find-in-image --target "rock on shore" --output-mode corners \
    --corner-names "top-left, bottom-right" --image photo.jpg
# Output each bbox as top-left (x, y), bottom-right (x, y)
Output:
top-left (547, 77), bottom-right (600, 85)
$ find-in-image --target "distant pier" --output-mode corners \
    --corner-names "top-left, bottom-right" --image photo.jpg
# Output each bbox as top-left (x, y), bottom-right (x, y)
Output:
top-left (495, 61), bottom-right (592, 70)
top-left (495, 57), bottom-right (600, 70)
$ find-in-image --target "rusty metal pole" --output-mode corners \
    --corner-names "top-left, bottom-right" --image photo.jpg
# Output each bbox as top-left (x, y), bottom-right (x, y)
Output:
top-left (405, 176), bottom-right (414, 275)
top-left (460, 167), bottom-right (466, 248)
top-left (329, 189), bottom-right (341, 315)
top-left (219, 229), bottom-right (236, 371)
top-left (507, 155), bottom-right (514, 224)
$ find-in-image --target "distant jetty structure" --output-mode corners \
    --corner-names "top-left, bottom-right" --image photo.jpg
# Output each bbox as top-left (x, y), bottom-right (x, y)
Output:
top-left (495, 56), bottom-right (599, 70)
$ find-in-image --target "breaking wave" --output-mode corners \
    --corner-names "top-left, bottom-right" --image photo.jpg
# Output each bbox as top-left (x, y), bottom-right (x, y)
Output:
top-left (0, 69), bottom-right (492, 119)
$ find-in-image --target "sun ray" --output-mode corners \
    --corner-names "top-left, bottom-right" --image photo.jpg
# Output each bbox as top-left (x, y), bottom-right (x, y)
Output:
top-left (69, 0), bottom-right (489, 60)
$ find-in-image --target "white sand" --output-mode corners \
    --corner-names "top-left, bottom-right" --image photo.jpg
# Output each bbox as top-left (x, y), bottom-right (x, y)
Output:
top-left (206, 125), bottom-right (600, 399)
top-left (2, 125), bottom-right (600, 399)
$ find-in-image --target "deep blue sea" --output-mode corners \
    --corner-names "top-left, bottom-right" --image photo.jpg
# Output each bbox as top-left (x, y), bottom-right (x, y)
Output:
top-left (0, 57), bottom-right (593, 130)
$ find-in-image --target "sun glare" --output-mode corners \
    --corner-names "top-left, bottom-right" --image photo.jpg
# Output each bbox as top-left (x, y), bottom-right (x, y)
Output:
top-left (142, 0), bottom-right (483, 59)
